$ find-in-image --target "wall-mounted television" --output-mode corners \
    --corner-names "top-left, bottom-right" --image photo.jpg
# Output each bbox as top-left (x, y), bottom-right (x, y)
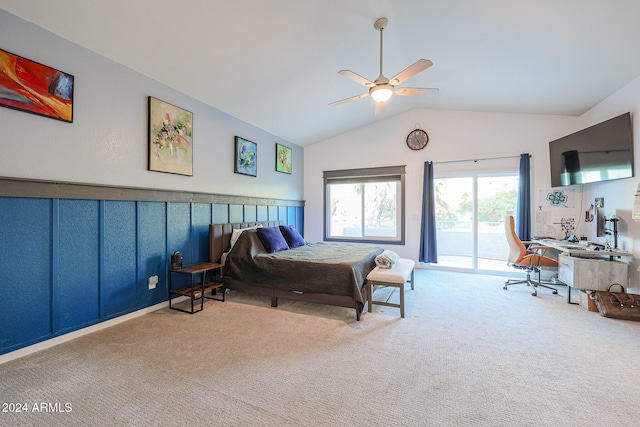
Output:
top-left (549, 112), bottom-right (634, 187)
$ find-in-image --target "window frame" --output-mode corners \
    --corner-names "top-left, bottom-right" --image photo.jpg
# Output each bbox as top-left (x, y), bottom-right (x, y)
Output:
top-left (323, 165), bottom-right (405, 245)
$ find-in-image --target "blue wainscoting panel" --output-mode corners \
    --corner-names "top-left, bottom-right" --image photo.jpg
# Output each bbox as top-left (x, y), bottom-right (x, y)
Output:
top-left (244, 205), bottom-right (257, 222)
top-left (213, 204), bottom-right (229, 224)
top-left (211, 204), bottom-right (229, 224)
top-left (192, 203), bottom-right (212, 263)
top-left (229, 204), bottom-right (243, 223)
top-left (57, 199), bottom-right (100, 331)
top-left (138, 202), bottom-right (167, 307)
top-left (0, 198), bottom-right (52, 352)
top-left (257, 205), bottom-right (268, 221)
top-left (102, 201), bottom-right (138, 318)
top-left (287, 207), bottom-right (296, 226)
top-left (168, 202), bottom-right (192, 263)
top-left (295, 206), bottom-right (304, 236)
top-left (268, 205), bottom-right (278, 221)
top-left (278, 206), bottom-right (288, 224)
top-left (167, 202), bottom-right (192, 290)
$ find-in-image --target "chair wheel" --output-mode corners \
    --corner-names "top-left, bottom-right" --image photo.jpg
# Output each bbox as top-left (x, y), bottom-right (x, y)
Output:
top-left (503, 286), bottom-right (508, 290)
top-left (531, 292), bottom-right (537, 296)
top-left (553, 290), bottom-right (558, 294)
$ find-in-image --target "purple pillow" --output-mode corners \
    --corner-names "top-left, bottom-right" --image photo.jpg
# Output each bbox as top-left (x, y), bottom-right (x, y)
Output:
top-left (256, 226), bottom-right (289, 253)
top-left (279, 225), bottom-right (306, 249)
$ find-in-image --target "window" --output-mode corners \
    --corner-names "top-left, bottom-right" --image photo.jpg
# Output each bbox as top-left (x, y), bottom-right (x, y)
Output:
top-left (324, 166), bottom-right (405, 244)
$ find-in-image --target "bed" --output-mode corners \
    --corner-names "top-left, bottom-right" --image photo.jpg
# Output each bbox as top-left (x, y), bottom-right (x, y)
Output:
top-left (209, 221), bottom-right (383, 320)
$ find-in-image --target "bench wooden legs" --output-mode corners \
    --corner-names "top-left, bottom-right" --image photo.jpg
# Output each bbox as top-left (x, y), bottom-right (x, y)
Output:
top-left (367, 280), bottom-right (406, 318)
top-left (366, 258), bottom-right (415, 318)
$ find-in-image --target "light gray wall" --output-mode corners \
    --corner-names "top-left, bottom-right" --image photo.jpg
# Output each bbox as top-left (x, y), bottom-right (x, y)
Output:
top-left (303, 108), bottom-right (578, 259)
top-left (0, 10), bottom-right (303, 201)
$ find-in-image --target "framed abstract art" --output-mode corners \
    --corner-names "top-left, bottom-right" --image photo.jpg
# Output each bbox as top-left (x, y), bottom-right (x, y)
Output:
top-left (148, 96), bottom-right (193, 176)
top-left (275, 143), bottom-right (292, 174)
top-left (0, 48), bottom-right (74, 122)
top-left (234, 136), bottom-right (257, 177)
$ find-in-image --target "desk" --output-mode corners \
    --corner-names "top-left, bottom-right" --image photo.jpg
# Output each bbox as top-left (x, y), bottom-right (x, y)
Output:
top-left (533, 239), bottom-right (631, 304)
top-left (533, 239), bottom-right (631, 259)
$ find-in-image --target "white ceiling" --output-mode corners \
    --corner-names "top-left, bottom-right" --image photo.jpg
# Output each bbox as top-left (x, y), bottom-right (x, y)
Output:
top-left (3, 0), bottom-right (640, 146)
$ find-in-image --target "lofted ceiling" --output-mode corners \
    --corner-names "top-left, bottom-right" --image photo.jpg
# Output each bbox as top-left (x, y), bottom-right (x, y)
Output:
top-left (2, 1), bottom-right (640, 146)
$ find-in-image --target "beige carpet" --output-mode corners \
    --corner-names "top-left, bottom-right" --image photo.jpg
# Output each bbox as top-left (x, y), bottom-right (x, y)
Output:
top-left (2, 270), bottom-right (640, 426)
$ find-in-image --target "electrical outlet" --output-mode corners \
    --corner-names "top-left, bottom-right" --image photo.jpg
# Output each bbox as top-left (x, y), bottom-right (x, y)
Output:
top-left (148, 275), bottom-right (158, 290)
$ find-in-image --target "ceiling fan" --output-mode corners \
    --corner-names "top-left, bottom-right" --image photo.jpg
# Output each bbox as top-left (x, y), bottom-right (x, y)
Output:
top-left (329, 17), bottom-right (439, 114)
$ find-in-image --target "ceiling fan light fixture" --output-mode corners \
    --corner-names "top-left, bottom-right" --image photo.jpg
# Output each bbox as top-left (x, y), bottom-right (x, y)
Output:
top-left (329, 17), bottom-right (438, 110)
top-left (370, 84), bottom-right (393, 103)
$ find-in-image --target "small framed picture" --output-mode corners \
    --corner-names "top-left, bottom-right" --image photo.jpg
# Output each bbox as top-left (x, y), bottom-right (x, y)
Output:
top-left (148, 96), bottom-right (193, 176)
top-left (275, 143), bottom-right (292, 174)
top-left (234, 136), bottom-right (257, 177)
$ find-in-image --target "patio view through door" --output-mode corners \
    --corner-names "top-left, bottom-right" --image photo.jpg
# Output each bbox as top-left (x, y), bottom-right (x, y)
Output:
top-left (433, 173), bottom-right (519, 274)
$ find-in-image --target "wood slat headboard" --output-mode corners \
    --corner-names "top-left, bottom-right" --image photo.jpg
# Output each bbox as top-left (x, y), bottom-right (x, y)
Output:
top-left (209, 221), bottom-right (283, 263)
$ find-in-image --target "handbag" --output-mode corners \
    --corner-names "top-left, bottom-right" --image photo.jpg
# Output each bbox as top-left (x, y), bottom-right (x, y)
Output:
top-left (591, 284), bottom-right (640, 321)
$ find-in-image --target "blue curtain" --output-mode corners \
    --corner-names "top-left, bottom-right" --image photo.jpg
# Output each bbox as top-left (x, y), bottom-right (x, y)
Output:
top-left (419, 161), bottom-right (438, 263)
top-left (516, 153), bottom-right (531, 241)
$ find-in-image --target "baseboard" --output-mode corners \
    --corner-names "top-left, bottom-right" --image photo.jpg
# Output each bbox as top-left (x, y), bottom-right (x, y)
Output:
top-left (0, 298), bottom-right (183, 366)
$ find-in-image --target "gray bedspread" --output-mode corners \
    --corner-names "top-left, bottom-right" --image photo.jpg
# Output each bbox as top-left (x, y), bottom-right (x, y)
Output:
top-left (225, 230), bottom-right (383, 305)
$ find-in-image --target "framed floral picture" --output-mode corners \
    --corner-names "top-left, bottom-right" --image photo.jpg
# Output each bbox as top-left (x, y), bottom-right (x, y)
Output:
top-left (148, 96), bottom-right (193, 176)
top-left (0, 48), bottom-right (74, 122)
top-left (234, 136), bottom-right (257, 177)
top-left (275, 143), bottom-right (292, 174)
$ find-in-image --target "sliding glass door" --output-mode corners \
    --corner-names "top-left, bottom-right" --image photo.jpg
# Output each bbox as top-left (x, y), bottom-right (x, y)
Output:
top-left (433, 173), bottom-right (518, 273)
top-left (435, 177), bottom-right (474, 269)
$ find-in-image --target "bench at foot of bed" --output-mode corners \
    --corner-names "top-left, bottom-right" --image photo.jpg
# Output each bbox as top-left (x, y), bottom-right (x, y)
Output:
top-left (367, 258), bottom-right (415, 318)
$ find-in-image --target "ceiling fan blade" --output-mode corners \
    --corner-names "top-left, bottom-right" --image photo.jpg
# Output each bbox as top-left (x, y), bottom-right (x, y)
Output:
top-left (389, 59), bottom-right (433, 85)
top-left (338, 70), bottom-right (375, 87)
top-left (394, 87), bottom-right (439, 97)
top-left (328, 92), bottom-right (369, 106)
top-left (374, 101), bottom-right (386, 115)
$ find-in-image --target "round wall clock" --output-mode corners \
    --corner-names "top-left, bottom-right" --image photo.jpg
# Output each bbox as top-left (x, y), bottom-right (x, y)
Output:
top-left (406, 128), bottom-right (429, 150)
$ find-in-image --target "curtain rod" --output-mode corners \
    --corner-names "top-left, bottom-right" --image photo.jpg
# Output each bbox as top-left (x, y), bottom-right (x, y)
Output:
top-left (433, 154), bottom-right (529, 165)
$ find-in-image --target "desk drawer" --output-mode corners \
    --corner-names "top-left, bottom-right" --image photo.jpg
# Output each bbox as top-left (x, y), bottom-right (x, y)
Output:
top-left (558, 253), bottom-right (575, 286)
top-left (558, 253), bottom-right (627, 290)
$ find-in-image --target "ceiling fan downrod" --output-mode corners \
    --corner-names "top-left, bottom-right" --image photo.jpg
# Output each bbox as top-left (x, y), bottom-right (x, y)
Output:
top-left (374, 17), bottom-right (388, 83)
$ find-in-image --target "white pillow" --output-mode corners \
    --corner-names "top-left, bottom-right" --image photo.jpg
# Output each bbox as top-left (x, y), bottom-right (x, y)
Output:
top-left (229, 224), bottom-right (263, 250)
